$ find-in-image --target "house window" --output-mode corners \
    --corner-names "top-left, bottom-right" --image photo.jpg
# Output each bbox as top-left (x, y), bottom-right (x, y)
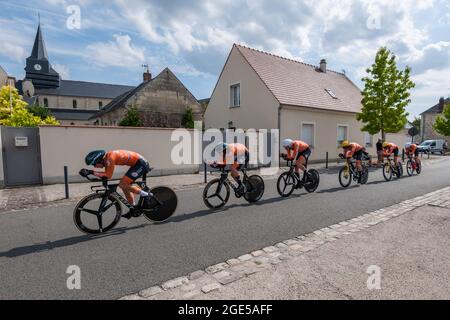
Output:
top-left (337, 125), bottom-right (348, 147)
top-left (43, 98), bottom-right (48, 108)
top-left (364, 132), bottom-right (373, 147)
top-left (301, 123), bottom-right (315, 147)
top-left (325, 89), bottom-right (338, 99)
top-left (99, 101), bottom-right (103, 109)
top-left (73, 99), bottom-right (77, 109)
top-left (230, 83), bottom-right (240, 108)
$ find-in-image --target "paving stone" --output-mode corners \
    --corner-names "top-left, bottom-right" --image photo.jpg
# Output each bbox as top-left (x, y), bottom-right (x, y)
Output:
top-left (189, 270), bottom-right (206, 280)
top-left (139, 286), bottom-right (163, 298)
top-left (120, 294), bottom-right (143, 300)
top-left (238, 254), bottom-right (253, 262)
top-left (226, 258), bottom-right (241, 266)
top-left (213, 271), bottom-right (231, 280)
top-left (263, 246), bottom-right (279, 253)
top-left (206, 263), bottom-right (229, 274)
top-left (284, 239), bottom-right (300, 246)
top-left (181, 283), bottom-right (197, 292)
top-left (201, 283), bottom-right (221, 294)
top-left (218, 273), bottom-right (243, 285)
top-left (183, 290), bottom-right (202, 299)
top-left (162, 277), bottom-right (189, 290)
top-left (275, 242), bottom-right (288, 249)
top-left (251, 250), bottom-right (265, 257)
top-left (289, 244), bottom-right (304, 251)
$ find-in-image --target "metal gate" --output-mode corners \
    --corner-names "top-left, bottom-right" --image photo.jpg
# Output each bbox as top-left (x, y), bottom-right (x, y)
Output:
top-left (1, 127), bottom-right (42, 187)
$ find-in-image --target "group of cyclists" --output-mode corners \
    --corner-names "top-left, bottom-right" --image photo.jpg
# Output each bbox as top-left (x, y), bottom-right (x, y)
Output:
top-left (79, 139), bottom-right (422, 219)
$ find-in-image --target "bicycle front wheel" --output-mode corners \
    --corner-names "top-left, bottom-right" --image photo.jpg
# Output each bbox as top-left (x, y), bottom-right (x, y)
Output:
top-left (203, 179), bottom-right (230, 209)
top-left (244, 175), bottom-right (265, 203)
top-left (383, 163), bottom-right (393, 181)
top-left (406, 160), bottom-right (414, 176)
top-left (73, 193), bottom-right (122, 234)
top-left (338, 167), bottom-right (352, 188)
top-left (277, 172), bottom-right (296, 197)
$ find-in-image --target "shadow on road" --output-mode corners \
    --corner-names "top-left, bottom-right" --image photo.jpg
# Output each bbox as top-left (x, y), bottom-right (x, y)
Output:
top-left (0, 224), bottom-right (149, 258)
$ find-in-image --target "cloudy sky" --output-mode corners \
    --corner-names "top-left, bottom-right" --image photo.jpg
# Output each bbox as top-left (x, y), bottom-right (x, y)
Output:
top-left (0, 0), bottom-right (449, 118)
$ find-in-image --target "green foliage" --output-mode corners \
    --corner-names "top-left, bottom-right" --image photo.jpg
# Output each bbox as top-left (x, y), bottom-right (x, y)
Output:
top-left (0, 86), bottom-right (59, 127)
top-left (357, 47), bottom-right (415, 140)
top-left (119, 105), bottom-right (142, 127)
top-left (29, 104), bottom-right (52, 120)
top-left (411, 117), bottom-right (421, 131)
top-left (182, 107), bottom-right (195, 129)
top-left (433, 104), bottom-right (450, 136)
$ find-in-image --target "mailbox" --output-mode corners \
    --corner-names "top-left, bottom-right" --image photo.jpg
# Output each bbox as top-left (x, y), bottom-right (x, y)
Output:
top-left (15, 136), bottom-right (29, 147)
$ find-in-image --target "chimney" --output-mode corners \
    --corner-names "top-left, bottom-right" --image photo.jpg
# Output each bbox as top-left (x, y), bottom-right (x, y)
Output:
top-left (438, 97), bottom-right (445, 112)
top-left (143, 70), bottom-right (152, 82)
top-left (320, 59), bottom-right (327, 73)
top-left (142, 64), bottom-right (151, 82)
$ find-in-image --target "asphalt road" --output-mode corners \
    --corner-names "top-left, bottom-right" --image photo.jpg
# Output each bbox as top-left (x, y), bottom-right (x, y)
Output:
top-left (1, 157), bottom-right (449, 299)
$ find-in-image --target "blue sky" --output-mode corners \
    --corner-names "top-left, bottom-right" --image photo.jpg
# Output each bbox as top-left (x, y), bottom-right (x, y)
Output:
top-left (0, 0), bottom-right (449, 118)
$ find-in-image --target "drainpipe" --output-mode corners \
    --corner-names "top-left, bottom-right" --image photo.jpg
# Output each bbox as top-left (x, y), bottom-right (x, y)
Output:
top-left (278, 105), bottom-right (283, 161)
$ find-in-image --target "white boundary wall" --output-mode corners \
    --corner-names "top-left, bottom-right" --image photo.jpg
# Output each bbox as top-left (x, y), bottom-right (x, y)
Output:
top-left (39, 125), bottom-right (199, 184)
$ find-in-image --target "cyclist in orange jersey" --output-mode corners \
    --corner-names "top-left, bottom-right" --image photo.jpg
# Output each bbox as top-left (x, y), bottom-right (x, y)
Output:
top-left (213, 142), bottom-right (250, 194)
top-left (382, 142), bottom-right (400, 166)
top-left (281, 139), bottom-right (312, 187)
top-left (81, 150), bottom-right (152, 219)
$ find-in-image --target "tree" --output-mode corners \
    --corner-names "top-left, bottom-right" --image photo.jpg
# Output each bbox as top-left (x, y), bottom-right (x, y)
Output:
top-left (411, 117), bottom-right (421, 132)
top-left (181, 107), bottom-right (195, 129)
top-left (0, 86), bottom-right (59, 127)
top-left (119, 106), bottom-right (142, 127)
top-left (29, 104), bottom-right (53, 120)
top-left (357, 47), bottom-right (415, 141)
top-left (433, 104), bottom-right (450, 136)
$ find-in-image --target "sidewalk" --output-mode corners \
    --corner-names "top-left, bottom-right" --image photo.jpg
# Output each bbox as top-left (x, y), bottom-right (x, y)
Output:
top-left (121, 186), bottom-right (450, 300)
top-left (0, 155), bottom-right (446, 213)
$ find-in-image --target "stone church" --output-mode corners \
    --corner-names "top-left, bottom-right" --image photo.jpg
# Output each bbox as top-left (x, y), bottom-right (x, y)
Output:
top-left (91, 67), bottom-right (204, 128)
top-left (16, 23), bottom-right (134, 125)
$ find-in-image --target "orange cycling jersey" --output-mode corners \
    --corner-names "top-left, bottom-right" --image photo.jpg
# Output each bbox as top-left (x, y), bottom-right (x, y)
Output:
top-left (286, 140), bottom-right (309, 160)
top-left (218, 143), bottom-right (249, 164)
top-left (383, 143), bottom-right (398, 156)
top-left (405, 144), bottom-right (417, 155)
top-left (94, 150), bottom-right (143, 179)
top-left (344, 143), bottom-right (363, 158)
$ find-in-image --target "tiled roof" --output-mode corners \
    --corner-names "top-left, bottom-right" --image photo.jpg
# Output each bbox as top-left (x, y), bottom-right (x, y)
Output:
top-left (49, 108), bottom-right (97, 121)
top-left (35, 80), bottom-right (134, 99)
top-left (235, 44), bottom-right (363, 113)
top-left (421, 98), bottom-right (450, 115)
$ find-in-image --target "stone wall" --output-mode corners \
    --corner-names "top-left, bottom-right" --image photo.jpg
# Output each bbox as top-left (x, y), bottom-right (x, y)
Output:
top-left (422, 112), bottom-right (450, 142)
top-left (36, 95), bottom-right (111, 111)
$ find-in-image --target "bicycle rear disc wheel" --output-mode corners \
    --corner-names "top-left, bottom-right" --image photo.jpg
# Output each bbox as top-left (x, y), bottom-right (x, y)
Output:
top-left (338, 167), bottom-right (352, 188)
top-left (277, 172), bottom-right (296, 197)
top-left (416, 162), bottom-right (422, 174)
top-left (383, 163), bottom-right (393, 181)
top-left (244, 175), bottom-right (265, 203)
top-left (144, 187), bottom-right (178, 222)
top-left (73, 193), bottom-right (122, 234)
top-left (203, 179), bottom-right (230, 210)
top-left (360, 166), bottom-right (369, 185)
top-left (304, 169), bottom-right (320, 193)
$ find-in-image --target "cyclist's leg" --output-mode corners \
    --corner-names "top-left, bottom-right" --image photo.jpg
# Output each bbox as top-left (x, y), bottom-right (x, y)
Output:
top-left (354, 150), bottom-right (363, 172)
top-left (120, 160), bottom-right (150, 206)
top-left (415, 149), bottom-right (421, 165)
top-left (393, 148), bottom-right (399, 166)
top-left (119, 176), bottom-right (139, 206)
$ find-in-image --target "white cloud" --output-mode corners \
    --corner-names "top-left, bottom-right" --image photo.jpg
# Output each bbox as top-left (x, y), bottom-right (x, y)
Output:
top-left (52, 63), bottom-right (70, 79)
top-left (86, 34), bottom-right (146, 68)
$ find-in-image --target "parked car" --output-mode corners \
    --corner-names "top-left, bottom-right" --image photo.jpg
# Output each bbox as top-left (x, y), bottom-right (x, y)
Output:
top-left (417, 140), bottom-right (446, 155)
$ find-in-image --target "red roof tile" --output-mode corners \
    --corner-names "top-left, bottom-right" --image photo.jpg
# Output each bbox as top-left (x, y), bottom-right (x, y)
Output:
top-left (235, 44), bottom-right (363, 113)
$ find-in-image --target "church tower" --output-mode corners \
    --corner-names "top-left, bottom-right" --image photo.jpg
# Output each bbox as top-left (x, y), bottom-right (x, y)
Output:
top-left (24, 23), bottom-right (60, 89)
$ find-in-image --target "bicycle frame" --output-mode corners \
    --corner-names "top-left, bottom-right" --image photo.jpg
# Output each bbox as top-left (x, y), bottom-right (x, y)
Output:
top-left (217, 167), bottom-right (250, 193)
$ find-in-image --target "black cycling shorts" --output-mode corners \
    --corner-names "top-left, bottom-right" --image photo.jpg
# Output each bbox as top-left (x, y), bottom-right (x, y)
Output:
top-left (393, 147), bottom-right (399, 157)
top-left (352, 149), bottom-right (364, 161)
top-left (295, 147), bottom-right (312, 161)
top-left (125, 158), bottom-right (150, 181)
top-left (414, 149), bottom-right (419, 157)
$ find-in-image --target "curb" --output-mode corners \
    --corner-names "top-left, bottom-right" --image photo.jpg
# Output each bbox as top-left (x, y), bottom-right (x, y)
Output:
top-left (119, 186), bottom-right (450, 300)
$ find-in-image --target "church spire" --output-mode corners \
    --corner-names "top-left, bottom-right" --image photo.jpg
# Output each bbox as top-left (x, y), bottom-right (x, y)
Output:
top-left (29, 22), bottom-right (49, 60)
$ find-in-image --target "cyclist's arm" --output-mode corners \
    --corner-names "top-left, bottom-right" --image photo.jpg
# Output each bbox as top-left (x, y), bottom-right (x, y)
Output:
top-left (93, 161), bottom-right (115, 180)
